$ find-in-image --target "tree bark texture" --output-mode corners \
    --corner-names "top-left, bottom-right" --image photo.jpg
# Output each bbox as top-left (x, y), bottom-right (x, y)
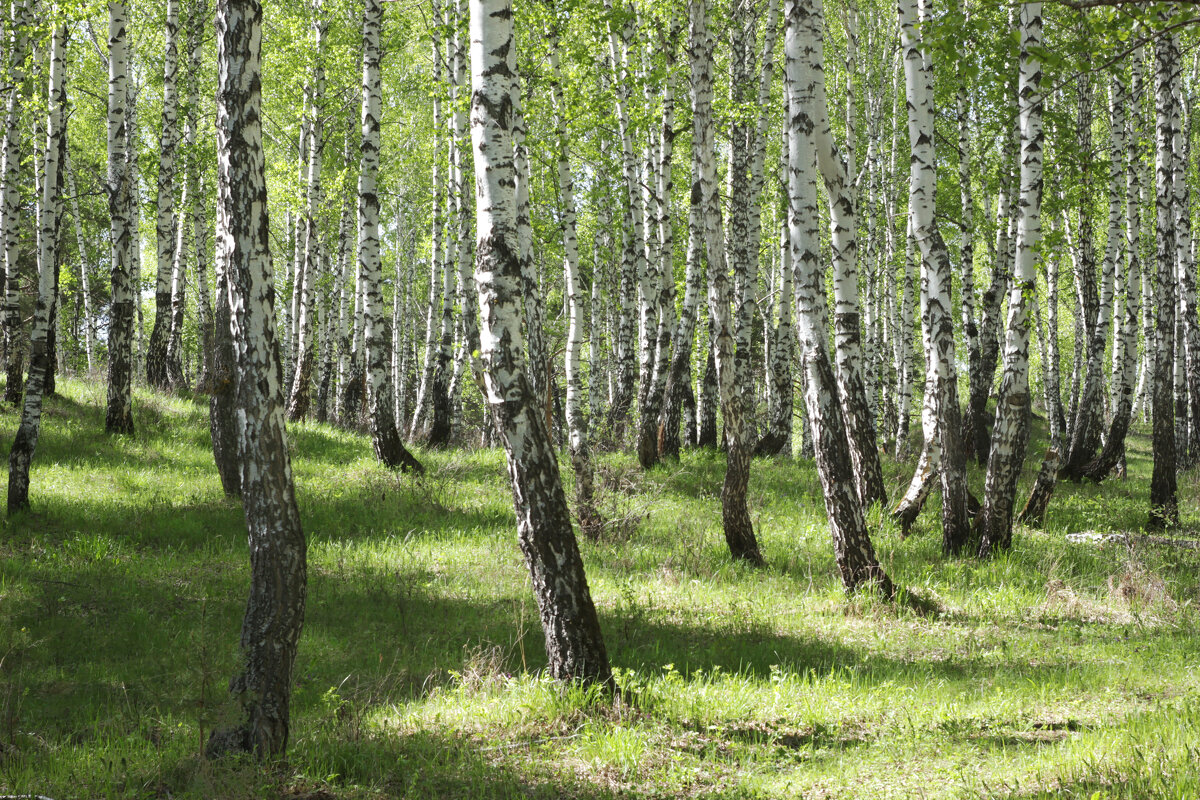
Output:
top-left (147, 0), bottom-right (180, 391)
top-left (105, 0), bottom-right (135, 435)
top-left (8, 23), bottom-right (64, 514)
top-left (977, 2), bottom-right (1043, 558)
top-left (898, 0), bottom-right (970, 553)
top-left (468, 0), bottom-right (613, 686)
top-left (359, 0), bottom-right (423, 473)
top-left (788, 0), bottom-right (892, 595)
top-left (1149, 30), bottom-right (1180, 530)
top-left (208, 0), bottom-right (307, 758)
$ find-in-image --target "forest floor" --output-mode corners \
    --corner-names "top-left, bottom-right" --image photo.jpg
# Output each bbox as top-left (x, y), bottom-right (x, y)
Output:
top-left (1, 377), bottom-right (1199, 799)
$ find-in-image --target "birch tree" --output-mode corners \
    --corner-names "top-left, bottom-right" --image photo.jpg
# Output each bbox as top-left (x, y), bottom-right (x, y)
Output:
top-left (1149, 27), bottom-right (1180, 530)
top-left (206, 0), bottom-right (307, 757)
top-left (359, 0), bottom-right (423, 473)
top-left (787, 0), bottom-right (892, 595)
top-left (8, 21), bottom-right (65, 514)
top-left (802, 0), bottom-right (885, 508)
top-left (106, 0), bottom-right (136, 435)
top-left (604, 0), bottom-right (645, 438)
top-left (468, 0), bottom-right (612, 686)
top-left (692, 0), bottom-right (762, 565)
top-left (1061, 73), bottom-right (1109, 480)
top-left (1084, 71), bottom-right (1138, 481)
top-left (1, 0), bottom-right (31, 405)
top-left (548, 17), bottom-right (599, 531)
top-left (64, 155), bottom-right (94, 372)
top-left (897, 0), bottom-right (970, 553)
top-left (287, 6), bottom-right (327, 422)
top-left (146, 0), bottom-right (181, 390)
top-left (977, 1), bottom-right (1043, 558)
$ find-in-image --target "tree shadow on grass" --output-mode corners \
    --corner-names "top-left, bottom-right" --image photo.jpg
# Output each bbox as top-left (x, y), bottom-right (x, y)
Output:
top-left (290, 728), bottom-right (623, 799)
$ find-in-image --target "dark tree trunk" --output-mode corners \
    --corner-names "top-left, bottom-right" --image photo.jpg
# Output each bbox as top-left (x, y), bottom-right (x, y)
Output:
top-left (697, 347), bottom-right (717, 448)
top-left (1019, 446), bottom-right (1060, 528)
top-left (209, 262), bottom-right (240, 499)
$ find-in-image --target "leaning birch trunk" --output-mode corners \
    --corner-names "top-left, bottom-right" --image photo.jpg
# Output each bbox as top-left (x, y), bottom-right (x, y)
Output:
top-left (548, 23), bottom-right (599, 532)
top-left (787, 0), bottom-right (892, 595)
top-left (693, 0), bottom-right (762, 566)
top-left (8, 23), bottom-right (64, 514)
top-left (1149, 29), bottom-right (1180, 529)
top-left (106, 0), bottom-right (136, 435)
top-left (359, 0), bottom-right (422, 473)
top-left (977, 1), bottom-right (1043, 557)
top-left (206, 0), bottom-right (306, 758)
top-left (802, 0), bottom-right (886, 508)
top-left (468, 0), bottom-right (613, 687)
top-left (1, 0), bottom-right (31, 405)
top-left (287, 10), bottom-right (326, 422)
top-left (898, 0), bottom-right (970, 553)
top-left (146, 0), bottom-right (180, 390)
top-left (1084, 71), bottom-right (1138, 481)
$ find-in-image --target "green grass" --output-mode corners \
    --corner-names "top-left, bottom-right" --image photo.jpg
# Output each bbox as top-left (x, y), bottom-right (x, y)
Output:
top-left (1, 377), bottom-right (1198, 798)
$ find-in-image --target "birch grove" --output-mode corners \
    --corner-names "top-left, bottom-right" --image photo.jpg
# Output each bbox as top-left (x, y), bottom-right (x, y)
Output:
top-left (5, 0), bottom-right (1200, 752)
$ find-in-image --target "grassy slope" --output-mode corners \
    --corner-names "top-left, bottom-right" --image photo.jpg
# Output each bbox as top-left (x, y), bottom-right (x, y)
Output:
top-left (0, 377), bottom-right (1198, 799)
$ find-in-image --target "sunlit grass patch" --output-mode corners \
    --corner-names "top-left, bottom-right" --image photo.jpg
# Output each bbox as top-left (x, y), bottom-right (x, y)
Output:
top-left (1, 377), bottom-right (1198, 798)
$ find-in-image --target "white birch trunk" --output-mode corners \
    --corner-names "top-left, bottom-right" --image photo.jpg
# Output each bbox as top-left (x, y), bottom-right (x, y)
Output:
top-left (286, 9), bottom-right (326, 421)
top-left (693, 0), bottom-right (762, 565)
top-left (787, 0), bottom-right (892, 594)
top-left (359, 0), bottom-right (422, 473)
top-left (105, 0), bottom-right (135, 434)
top-left (8, 21), bottom-right (65, 513)
top-left (548, 23), bottom-right (598, 531)
top-left (147, 0), bottom-right (180, 390)
top-left (1, 0), bottom-right (31, 402)
top-left (207, 0), bottom-right (306, 759)
top-left (65, 153), bottom-right (94, 372)
top-left (468, 0), bottom-right (612, 686)
top-left (800, 0), bottom-right (886, 508)
top-left (978, 1), bottom-right (1043, 556)
top-left (898, 0), bottom-right (970, 552)
top-left (1149, 28), bottom-right (1180, 529)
